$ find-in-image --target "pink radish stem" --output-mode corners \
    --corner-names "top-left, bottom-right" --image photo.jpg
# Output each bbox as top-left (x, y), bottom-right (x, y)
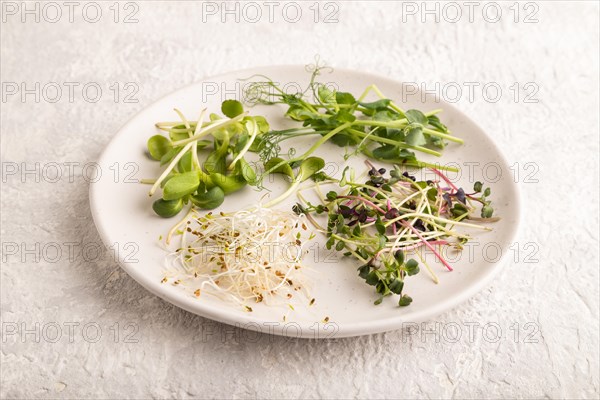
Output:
top-left (338, 196), bottom-right (386, 214)
top-left (402, 222), bottom-right (454, 271)
top-left (431, 168), bottom-right (458, 192)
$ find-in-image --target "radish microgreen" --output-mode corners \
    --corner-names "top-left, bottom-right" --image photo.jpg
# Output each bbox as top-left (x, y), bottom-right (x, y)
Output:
top-left (296, 163), bottom-right (498, 307)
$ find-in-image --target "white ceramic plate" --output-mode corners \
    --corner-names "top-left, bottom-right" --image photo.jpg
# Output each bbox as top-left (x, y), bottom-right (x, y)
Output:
top-left (90, 66), bottom-right (520, 338)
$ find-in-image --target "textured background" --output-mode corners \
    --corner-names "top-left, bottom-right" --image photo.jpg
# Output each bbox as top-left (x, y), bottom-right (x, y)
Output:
top-left (1, 1), bottom-right (599, 399)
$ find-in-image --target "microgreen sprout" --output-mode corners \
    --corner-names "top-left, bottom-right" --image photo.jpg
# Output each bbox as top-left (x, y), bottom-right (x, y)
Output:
top-left (244, 63), bottom-right (463, 173)
top-left (144, 100), bottom-right (270, 217)
top-left (296, 163), bottom-right (498, 307)
top-left (162, 206), bottom-right (314, 308)
top-left (263, 157), bottom-right (326, 208)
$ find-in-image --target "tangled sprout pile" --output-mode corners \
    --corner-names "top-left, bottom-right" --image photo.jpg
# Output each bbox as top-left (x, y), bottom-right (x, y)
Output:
top-left (162, 207), bottom-right (315, 308)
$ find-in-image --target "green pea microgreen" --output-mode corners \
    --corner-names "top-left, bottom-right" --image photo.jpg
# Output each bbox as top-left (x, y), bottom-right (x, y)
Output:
top-left (244, 62), bottom-right (463, 173)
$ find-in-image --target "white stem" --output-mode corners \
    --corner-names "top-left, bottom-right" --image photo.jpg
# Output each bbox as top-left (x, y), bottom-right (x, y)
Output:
top-left (173, 108), bottom-right (201, 170)
top-left (190, 109), bottom-right (207, 169)
top-left (166, 207), bottom-right (195, 245)
top-left (262, 176), bottom-right (301, 209)
top-left (149, 141), bottom-right (194, 196)
top-left (172, 113), bottom-right (247, 146)
top-left (385, 212), bottom-right (491, 230)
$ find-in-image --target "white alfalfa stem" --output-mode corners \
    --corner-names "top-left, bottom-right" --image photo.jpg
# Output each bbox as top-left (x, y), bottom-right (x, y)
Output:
top-left (228, 118), bottom-right (258, 171)
top-left (148, 141), bottom-right (194, 196)
top-left (166, 206), bottom-right (195, 245)
top-left (172, 112), bottom-right (248, 146)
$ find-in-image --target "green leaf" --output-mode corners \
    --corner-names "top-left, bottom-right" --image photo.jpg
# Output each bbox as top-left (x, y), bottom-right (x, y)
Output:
top-left (339, 166), bottom-right (350, 186)
top-left (394, 250), bottom-right (405, 265)
top-left (325, 236), bottom-right (335, 250)
top-left (365, 271), bottom-right (379, 286)
top-left (177, 151), bottom-right (194, 173)
top-left (330, 131), bottom-right (358, 147)
top-left (335, 214), bottom-right (345, 231)
top-left (318, 85), bottom-right (335, 105)
top-left (399, 295), bottom-right (413, 307)
top-left (384, 127), bottom-right (404, 141)
top-left (298, 157), bottom-right (325, 182)
top-left (250, 136), bottom-right (268, 154)
top-left (428, 135), bottom-right (445, 149)
top-left (159, 171), bottom-right (176, 188)
top-left (375, 217), bottom-right (386, 235)
top-left (405, 259), bottom-right (420, 276)
top-left (160, 146), bottom-right (181, 166)
top-left (253, 115), bottom-right (270, 133)
top-left (359, 99), bottom-right (391, 111)
top-left (238, 158), bottom-right (258, 186)
top-left (405, 125), bottom-right (427, 147)
top-left (312, 172), bottom-right (334, 182)
top-left (147, 135), bottom-right (171, 161)
top-left (265, 157), bottom-right (294, 179)
top-left (152, 198), bottom-right (184, 218)
top-left (481, 204), bottom-right (494, 218)
top-left (210, 173), bottom-right (246, 195)
top-left (204, 152), bottom-right (226, 174)
top-left (335, 91), bottom-right (356, 105)
top-left (428, 115), bottom-right (449, 133)
top-left (358, 264), bottom-right (370, 279)
top-left (162, 171), bottom-right (200, 201)
top-left (334, 110), bottom-right (356, 123)
top-left (285, 106), bottom-right (315, 121)
top-left (374, 281), bottom-right (386, 295)
top-left (190, 186), bottom-right (225, 209)
top-left (196, 140), bottom-right (212, 150)
top-left (474, 181), bottom-right (483, 193)
top-left (389, 279), bottom-right (404, 295)
top-left (405, 109), bottom-right (428, 125)
top-left (221, 99), bottom-right (244, 118)
top-left (451, 202), bottom-right (469, 218)
top-left (484, 187), bottom-right (491, 197)
top-left (198, 169), bottom-right (215, 189)
top-left (234, 133), bottom-right (249, 154)
top-left (204, 136), bottom-right (229, 175)
top-left (372, 110), bottom-right (397, 122)
top-left (211, 127), bottom-right (232, 142)
top-left (377, 234), bottom-right (388, 250)
top-left (169, 124), bottom-right (191, 141)
top-left (372, 145), bottom-right (399, 160)
top-left (427, 187), bottom-right (438, 201)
